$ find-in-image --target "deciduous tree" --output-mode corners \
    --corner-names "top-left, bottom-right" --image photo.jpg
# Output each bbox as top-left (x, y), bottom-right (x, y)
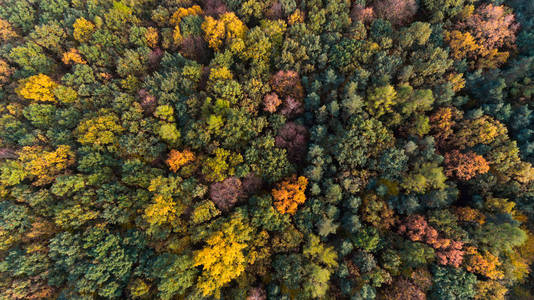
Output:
top-left (272, 175), bottom-right (308, 215)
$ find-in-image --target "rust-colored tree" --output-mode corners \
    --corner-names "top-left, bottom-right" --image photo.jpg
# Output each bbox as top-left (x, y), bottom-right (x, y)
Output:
top-left (444, 150), bottom-right (490, 181)
top-left (272, 175), bottom-right (308, 215)
top-left (166, 149), bottom-right (195, 173)
top-left (209, 177), bottom-right (243, 211)
top-left (381, 278), bottom-right (425, 300)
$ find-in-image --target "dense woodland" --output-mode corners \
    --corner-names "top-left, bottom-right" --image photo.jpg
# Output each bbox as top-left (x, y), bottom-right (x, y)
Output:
top-left (0, 0), bottom-right (534, 299)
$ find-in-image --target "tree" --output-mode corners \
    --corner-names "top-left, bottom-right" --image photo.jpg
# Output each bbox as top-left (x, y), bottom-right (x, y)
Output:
top-left (263, 93), bottom-right (281, 113)
top-left (372, 0), bottom-right (418, 26)
top-left (170, 5), bottom-right (203, 44)
top-left (0, 18), bottom-right (17, 41)
top-left (201, 148), bottom-right (243, 182)
top-left (431, 266), bottom-right (477, 300)
top-left (62, 48), bottom-right (86, 65)
top-left (360, 193), bottom-right (395, 230)
top-left (444, 30), bottom-right (480, 60)
top-left (16, 74), bottom-right (58, 103)
top-left (430, 106), bottom-right (463, 149)
top-left (166, 149), bottom-right (195, 173)
top-left (444, 150), bottom-right (490, 180)
top-left (401, 162), bottom-right (447, 193)
top-left (445, 4), bottom-right (519, 69)
top-left (0, 59), bottom-right (13, 86)
top-left (399, 215), bottom-right (439, 245)
top-left (209, 176), bottom-right (242, 211)
top-left (18, 145), bottom-right (75, 186)
top-left (76, 111), bottom-right (125, 150)
top-left (473, 221), bottom-right (527, 255)
top-left (144, 194), bottom-right (180, 227)
top-left (72, 17), bottom-right (95, 42)
top-left (381, 278), bottom-right (425, 300)
top-left (368, 85), bottom-right (397, 116)
top-left (336, 116), bottom-right (394, 171)
top-left (464, 247), bottom-right (504, 280)
top-left (351, 4), bottom-right (375, 24)
top-left (193, 213), bottom-right (253, 297)
top-left (474, 280), bottom-right (507, 300)
top-left (275, 122), bottom-right (308, 163)
top-left (458, 4), bottom-right (518, 51)
top-left (202, 12), bottom-right (247, 51)
top-left (270, 70), bottom-right (304, 100)
top-left (272, 175), bottom-right (308, 215)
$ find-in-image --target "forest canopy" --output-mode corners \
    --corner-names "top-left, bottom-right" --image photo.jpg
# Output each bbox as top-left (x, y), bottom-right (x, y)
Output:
top-left (1, 0), bottom-right (534, 299)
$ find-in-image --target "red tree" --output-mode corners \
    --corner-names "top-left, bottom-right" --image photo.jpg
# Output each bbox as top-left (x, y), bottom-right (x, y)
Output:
top-left (247, 287), bottom-right (266, 300)
top-left (351, 4), bottom-right (375, 23)
top-left (382, 278), bottom-right (426, 300)
top-left (398, 215), bottom-right (438, 244)
top-left (399, 215), bottom-right (465, 267)
top-left (202, 0), bottom-right (227, 17)
top-left (138, 89), bottom-right (157, 114)
top-left (280, 96), bottom-right (304, 118)
top-left (435, 239), bottom-right (464, 268)
top-left (372, 0), bottom-right (418, 26)
top-left (209, 177), bottom-right (243, 211)
top-left (275, 122), bottom-right (308, 163)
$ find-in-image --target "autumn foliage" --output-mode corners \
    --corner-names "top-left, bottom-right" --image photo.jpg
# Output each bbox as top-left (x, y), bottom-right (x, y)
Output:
top-left (464, 247), bottom-right (504, 280)
top-left (72, 17), bottom-right (95, 42)
top-left (201, 12), bottom-right (247, 51)
top-left (16, 74), bottom-right (58, 103)
top-left (446, 4), bottom-right (518, 69)
top-left (1, 0), bottom-right (534, 299)
top-left (18, 145), bottom-right (75, 186)
top-left (166, 149), bottom-right (195, 172)
top-left (209, 177), bottom-right (243, 211)
top-left (272, 175), bottom-right (308, 215)
top-left (372, 0), bottom-right (418, 26)
top-left (62, 48), bottom-right (86, 65)
top-left (399, 215), bottom-right (465, 267)
top-left (444, 150), bottom-right (490, 180)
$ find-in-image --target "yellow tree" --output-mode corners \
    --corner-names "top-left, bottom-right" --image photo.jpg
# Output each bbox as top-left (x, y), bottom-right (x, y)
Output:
top-left (366, 85), bottom-right (397, 117)
top-left (73, 17), bottom-right (95, 42)
top-left (454, 115), bottom-right (508, 149)
top-left (18, 145), bottom-right (75, 186)
top-left (193, 213), bottom-right (253, 297)
top-left (475, 280), bottom-right (507, 300)
top-left (16, 74), bottom-right (58, 103)
top-left (444, 30), bottom-right (480, 60)
top-left (144, 195), bottom-right (179, 227)
top-left (170, 5), bottom-right (203, 44)
top-left (202, 12), bottom-right (247, 51)
top-left (76, 110), bottom-right (125, 149)
top-left (145, 27), bottom-right (159, 48)
top-left (272, 175), bottom-right (308, 215)
top-left (464, 247), bottom-right (504, 280)
top-left (143, 176), bottom-right (187, 230)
